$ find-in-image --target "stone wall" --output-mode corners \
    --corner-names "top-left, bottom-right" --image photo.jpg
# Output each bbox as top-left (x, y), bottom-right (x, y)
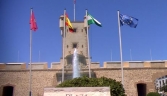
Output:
top-left (0, 69), bottom-right (60, 96)
top-left (1, 68), bottom-right (167, 96)
top-left (1, 61), bottom-right (167, 96)
top-left (93, 68), bottom-right (167, 96)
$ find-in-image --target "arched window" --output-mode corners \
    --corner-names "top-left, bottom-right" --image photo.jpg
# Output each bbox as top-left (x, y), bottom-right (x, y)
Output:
top-left (73, 28), bottom-right (77, 32)
top-left (2, 86), bottom-right (14, 96)
top-left (137, 83), bottom-right (146, 96)
top-left (73, 43), bottom-right (77, 48)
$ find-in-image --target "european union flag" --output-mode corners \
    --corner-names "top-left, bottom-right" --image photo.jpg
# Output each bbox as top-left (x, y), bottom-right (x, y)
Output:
top-left (119, 14), bottom-right (138, 28)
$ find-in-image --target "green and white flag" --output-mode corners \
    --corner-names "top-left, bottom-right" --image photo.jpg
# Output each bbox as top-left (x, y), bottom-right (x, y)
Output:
top-left (87, 14), bottom-right (102, 27)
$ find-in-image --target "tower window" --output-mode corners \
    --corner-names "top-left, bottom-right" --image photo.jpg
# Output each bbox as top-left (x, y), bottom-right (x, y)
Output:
top-left (85, 31), bottom-right (87, 34)
top-left (82, 45), bottom-right (83, 48)
top-left (73, 28), bottom-right (77, 32)
top-left (67, 45), bottom-right (68, 48)
top-left (69, 51), bottom-right (71, 54)
top-left (80, 51), bottom-right (83, 54)
top-left (81, 29), bottom-right (83, 32)
top-left (73, 43), bottom-right (77, 48)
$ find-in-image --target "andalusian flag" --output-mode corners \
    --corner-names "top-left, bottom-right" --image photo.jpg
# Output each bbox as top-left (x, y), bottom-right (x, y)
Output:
top-left (87, 14), bottom-right (102, 27)
top-left (65, 13), bottom-right (74, 32)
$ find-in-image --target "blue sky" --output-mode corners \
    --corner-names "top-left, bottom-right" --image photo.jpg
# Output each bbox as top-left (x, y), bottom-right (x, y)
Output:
top-left (0, 0), bottom-right (167, 67)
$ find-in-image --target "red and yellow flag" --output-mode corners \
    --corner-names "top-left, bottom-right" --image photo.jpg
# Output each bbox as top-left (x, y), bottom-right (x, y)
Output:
top-left (65, 13), bottom-right (74, 32)
top-left (30, 10), bottom-right (38, 31)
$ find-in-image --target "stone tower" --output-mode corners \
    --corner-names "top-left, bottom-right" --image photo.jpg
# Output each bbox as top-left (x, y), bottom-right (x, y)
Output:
top-left (59, 15), bottom-right (90, 69)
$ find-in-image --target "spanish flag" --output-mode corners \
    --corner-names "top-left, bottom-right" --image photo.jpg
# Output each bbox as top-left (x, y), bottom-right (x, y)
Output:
top-left (65, 13), bottom-right (74, 32)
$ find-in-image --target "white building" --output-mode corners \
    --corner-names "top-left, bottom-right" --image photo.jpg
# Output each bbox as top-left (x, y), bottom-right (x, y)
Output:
top-left (155, 75), bottom-right (167, 90)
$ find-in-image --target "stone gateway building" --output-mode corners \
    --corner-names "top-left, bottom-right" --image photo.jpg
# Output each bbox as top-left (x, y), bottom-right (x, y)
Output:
top-left (0, 15), bottom-right (167, 96)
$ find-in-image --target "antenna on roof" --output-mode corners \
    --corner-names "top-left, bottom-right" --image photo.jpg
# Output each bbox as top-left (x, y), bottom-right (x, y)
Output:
top-left (38, 50), bottom-right (40, 62)
top-left (130, 49), bottom-right (132, 61)
top-left (150, 49), bottom-right (152, 61)
top-left (111, 49), bottom-right (112, 61)
top-left (18, 50), bottom-right (20, 62)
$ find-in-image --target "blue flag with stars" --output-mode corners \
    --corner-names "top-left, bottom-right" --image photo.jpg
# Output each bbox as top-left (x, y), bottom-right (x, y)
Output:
top-left (119, 14), bottom-right (138, 28)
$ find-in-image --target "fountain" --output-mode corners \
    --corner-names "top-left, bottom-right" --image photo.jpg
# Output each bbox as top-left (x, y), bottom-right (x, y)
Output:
top-left (46, 48), bottom-right (106, 96)
top-left (56, 49), bottom-right (96, 82)
top-left (73, 48), bottom-right (80, 78)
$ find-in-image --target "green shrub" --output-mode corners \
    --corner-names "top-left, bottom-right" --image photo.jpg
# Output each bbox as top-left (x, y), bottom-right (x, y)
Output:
top-left (147, 92), bottom-right (160, 96)
top-left (160, 84), bottom-right (167, 92)
top-left (57, 76), bottom-right (126, 96)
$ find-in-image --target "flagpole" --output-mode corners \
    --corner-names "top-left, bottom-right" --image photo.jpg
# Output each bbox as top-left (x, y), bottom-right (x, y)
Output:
top-left (86, 9), bottom-right (91, 78)
top-left (29, 30), bottom-right (32, 96)
top-left (29, 8), bottom-right (33, 96)
top-left (74, 0), bottom-right (75, 21)
top-left (62, 9), bottom-right (66, 82)
top-left (117, 10), bottom-right (124, 86)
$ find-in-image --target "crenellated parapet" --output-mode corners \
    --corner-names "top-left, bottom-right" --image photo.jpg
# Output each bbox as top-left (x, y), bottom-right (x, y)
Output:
top-left (103, 60), bottom-right (167, 68)
top-left (28, 62), bottom-right (48, 69)
top-left (0, 63), bottom-right (26, 70)
top-left (1, 60), bottom-right (167, 70)
top-left (0, 62), bottom-right (49, 70)
top-left (51, 62), bottom-right (62, 69)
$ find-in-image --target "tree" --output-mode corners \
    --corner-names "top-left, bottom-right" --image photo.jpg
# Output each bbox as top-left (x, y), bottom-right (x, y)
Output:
top-left (160, 85), bottom-right (167, 92)
top-left (147, 92), bottom-right (160, 96)
top-left (57, 76), bottom-right (126, 96)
